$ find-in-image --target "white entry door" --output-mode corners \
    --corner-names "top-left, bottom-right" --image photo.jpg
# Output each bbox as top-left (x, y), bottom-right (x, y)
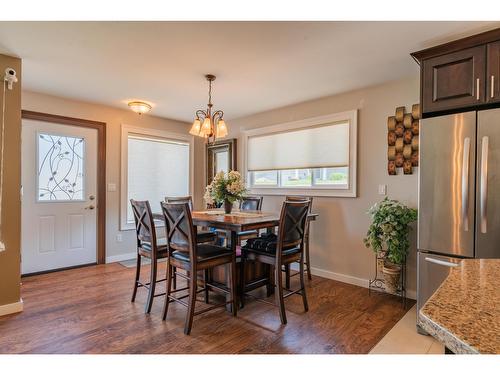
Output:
top-left (21, 119), bottom-right (98, 274)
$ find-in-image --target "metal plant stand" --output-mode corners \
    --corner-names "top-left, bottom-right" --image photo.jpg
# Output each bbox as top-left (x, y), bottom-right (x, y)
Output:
top-left (369, 253), bottom-right (407, 308)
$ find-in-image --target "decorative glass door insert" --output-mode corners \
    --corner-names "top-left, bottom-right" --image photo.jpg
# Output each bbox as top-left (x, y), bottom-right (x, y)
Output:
top-left (37, 133), bottom-right (85, 201)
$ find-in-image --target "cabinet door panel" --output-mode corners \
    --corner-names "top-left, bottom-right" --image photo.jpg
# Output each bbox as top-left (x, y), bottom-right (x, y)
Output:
top-left (422, 45), bottom-right (486, 114)
top-left (487, 41), bottom-right (500, 103)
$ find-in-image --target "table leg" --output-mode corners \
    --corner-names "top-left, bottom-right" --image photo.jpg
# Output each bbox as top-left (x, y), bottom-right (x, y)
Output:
top-left (225, 230), bottom-right (238, 313)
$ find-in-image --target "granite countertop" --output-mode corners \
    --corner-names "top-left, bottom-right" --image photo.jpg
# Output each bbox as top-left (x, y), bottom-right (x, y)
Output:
top-left (419, 259), bottom-right (500, 354)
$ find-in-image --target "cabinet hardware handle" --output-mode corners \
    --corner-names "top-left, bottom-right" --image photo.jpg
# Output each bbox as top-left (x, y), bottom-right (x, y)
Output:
top-left (480, 136), bottom-right (489, 234)
top-left (491, 75), bottom-right (495, 98)
top-left (476, 78), bottom-right (480, 100)
top-left (424, 257), bottom-right (459, 268)
top-left (461, 137), bottom-right (470, 231)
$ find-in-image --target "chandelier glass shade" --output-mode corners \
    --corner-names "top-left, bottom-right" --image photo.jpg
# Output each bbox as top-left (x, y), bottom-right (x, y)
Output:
top-left (189, 74), bottom-right (228, 143)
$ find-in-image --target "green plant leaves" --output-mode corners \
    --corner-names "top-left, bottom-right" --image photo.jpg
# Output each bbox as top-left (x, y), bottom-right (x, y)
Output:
top-left (363, 197), bottom-right (417, 265)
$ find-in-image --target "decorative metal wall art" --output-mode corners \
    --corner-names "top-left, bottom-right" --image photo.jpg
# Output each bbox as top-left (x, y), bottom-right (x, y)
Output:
top-left (387, 104), bottom-right (420, 175)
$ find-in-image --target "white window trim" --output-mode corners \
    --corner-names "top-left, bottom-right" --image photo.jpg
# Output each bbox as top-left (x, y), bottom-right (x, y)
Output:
top-left (120, 124), bottom-right (194, 231)
top-left (241, 110), bottom-right (357, 198)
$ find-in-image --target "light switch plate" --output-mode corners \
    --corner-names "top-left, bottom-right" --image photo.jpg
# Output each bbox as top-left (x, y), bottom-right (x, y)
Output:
top-left (378, 184), bottom-right (387, 195)
top-left (116, 233), bottom-right (123, 242)
top-left (108, 183), bottom-right (117, 192)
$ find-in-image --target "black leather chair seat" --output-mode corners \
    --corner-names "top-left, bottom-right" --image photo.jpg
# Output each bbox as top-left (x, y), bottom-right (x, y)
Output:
top-left (196, 230), bottom-right (217, 243)
top-left (242, 233), bottom-right (300, 257)
top-left (237, 229), bottom-right (258, 237)
top-left (140, 242), bottom-right (167, 253)
top-left (172, 244), bottom-right (232, 262)
top-left (243, 246), bottom-right (301, 257)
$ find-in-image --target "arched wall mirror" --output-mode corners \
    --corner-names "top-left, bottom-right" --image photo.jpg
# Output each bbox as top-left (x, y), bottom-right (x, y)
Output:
top-left (206, 138), bottom-right (237, 185)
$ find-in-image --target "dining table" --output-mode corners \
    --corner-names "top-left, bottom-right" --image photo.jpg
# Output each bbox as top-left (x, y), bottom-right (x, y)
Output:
top-left (152, 209), bottom-right (318, 310)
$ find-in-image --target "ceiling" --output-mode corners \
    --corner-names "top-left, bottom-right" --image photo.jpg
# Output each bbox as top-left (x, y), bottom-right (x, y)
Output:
top-left (0, 21), bottom-right (499, 122)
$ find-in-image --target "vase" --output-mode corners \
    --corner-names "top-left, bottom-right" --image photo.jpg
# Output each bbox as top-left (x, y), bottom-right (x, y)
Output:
top-left (382, 263), bottom-right (401, 294)
top-left (224, 199), bottom-right (233, 214)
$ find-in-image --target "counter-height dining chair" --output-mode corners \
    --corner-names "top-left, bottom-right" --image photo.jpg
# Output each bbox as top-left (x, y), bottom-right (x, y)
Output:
top-left (165, 196), bottom-right (217, 244)
top-left (237, 196), bottom-right (264, 243)
top-left (130, 199), bottom-right (171, 314)
top-left (161, 201), bottom-right (237, 335)
top-left (240, 200), bottom-right (310, 324)
top-left (285, 196), bottom-right (313, 286)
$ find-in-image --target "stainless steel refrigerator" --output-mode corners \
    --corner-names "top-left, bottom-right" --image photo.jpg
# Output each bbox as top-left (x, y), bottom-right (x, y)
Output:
top-left (417, 108), bottom-right (500, 333)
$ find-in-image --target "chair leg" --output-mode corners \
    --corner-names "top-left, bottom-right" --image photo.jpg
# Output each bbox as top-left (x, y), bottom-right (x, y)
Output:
top-left (172, 266), bottom-right (177, 290)
top-left (131, 254), bottom-right (141, 302)
top-left (204, 269), bottom-right (210, 304)
top-left (184, 270), bottom-right (198, 335)
top-left (229, 257), bottom-right (238, 317)
top-left (145, 258), bottom-right (157, 314)
top-left (299, 253), bottom-right (309, 312)
top-left (305, 233), bottom-right (312, 280)
top-left (239, 255), bottom-right (246, 308)
top-left (162, 263), bottom-right (173, 320)
top-left (275, 264), bottom-right (287, 324)
top-left (285, 264), bottom-right (291, 289)
top-left (266, 264), bottom-right (275, 297)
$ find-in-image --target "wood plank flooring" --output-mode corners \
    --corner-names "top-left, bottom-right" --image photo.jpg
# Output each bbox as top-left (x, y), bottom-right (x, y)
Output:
top-left (0, 263), bottom-right (413, 354)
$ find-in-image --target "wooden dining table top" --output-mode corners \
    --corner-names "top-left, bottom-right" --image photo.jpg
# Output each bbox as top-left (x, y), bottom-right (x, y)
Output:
top-left (153, 209), bottom-right (318, 232)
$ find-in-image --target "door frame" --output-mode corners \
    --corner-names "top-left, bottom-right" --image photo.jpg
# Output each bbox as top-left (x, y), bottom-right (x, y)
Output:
top-left (21, 110), bottom-right (107, 264)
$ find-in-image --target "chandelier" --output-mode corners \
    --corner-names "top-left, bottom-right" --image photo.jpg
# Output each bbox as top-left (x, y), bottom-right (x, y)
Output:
top-left (189, 74), bottom-right (228, 144)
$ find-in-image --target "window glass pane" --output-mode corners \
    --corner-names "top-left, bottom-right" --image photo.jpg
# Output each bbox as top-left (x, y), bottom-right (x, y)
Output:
top-left (215, 150), bottom-right (229, 174)
top-left (252, 170), bottom-right (278, 185)
top-left (38, 133), bottom-right (84, 201)
top-left (280, 169), bottom-right (312, 187)
top-left (313, 167), bottom-right (348, 185)
top-left (127, 136), bottom-right (189, 222)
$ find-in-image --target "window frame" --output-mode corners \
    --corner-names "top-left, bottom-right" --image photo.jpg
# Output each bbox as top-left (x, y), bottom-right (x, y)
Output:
top-left (120, 124), bottom-right (194, 231)
top-left (242, 110), bottom-right (357, 197)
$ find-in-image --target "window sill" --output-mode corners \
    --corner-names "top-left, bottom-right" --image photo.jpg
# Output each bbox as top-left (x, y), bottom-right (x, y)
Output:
top-left (248, 187), bottom-right (357, 198)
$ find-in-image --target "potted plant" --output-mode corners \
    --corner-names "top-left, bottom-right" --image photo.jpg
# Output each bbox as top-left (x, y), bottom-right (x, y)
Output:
top-left (363, 197), bottom-right (417, 294)
top-left (204, 170), bottom-right (247, 214)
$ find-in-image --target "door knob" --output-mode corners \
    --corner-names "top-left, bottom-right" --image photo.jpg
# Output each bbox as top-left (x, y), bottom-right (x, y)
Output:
top-left (85, 205), bottom-right (95, 210)
top-left (89, 195), bottom-right (95, 200)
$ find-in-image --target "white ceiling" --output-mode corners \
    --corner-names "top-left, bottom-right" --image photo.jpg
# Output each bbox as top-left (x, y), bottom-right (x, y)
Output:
top-left (0, 21), bottom-right (499, 122)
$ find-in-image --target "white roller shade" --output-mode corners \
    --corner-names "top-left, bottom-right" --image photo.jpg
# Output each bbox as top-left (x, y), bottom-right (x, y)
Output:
top-left (247, 121), bottom-right (349, 171)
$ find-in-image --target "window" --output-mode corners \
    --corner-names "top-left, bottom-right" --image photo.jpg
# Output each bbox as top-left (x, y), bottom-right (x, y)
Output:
top-left (120, 126), bottom-right (193, 230)
top-left (37, 133), bottom-right (85, 201)
top-left (244, 110), bottom-right (357, 197)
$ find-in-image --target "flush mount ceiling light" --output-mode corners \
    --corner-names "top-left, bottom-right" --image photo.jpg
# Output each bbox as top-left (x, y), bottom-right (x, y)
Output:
top-left (189, 74), bottom-right (228, 144)
top-left (128, 101), bottom-right (152, 115)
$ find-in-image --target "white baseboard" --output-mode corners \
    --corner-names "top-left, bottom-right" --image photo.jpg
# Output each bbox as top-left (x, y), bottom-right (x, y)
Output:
top-left (106, 252), bottom-right (136, 264)
top-left (291, 264), bottom-right (416, 300)
top-left (0, 299), bottom-right (23, 317)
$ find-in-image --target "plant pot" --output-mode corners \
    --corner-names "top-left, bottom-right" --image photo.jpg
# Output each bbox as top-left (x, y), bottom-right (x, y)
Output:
top-left (224, 199), bottom-right (233, 214)
top-left (382, 263), bottom-right (401, 294)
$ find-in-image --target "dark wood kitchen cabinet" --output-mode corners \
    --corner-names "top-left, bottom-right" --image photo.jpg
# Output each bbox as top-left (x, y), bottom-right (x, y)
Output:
top-left (421, 45), bottom-right (486, 113)
top-left (412, 27), bottom-right (500, 116)
top-left (487, 41), bottom-right (500, 103)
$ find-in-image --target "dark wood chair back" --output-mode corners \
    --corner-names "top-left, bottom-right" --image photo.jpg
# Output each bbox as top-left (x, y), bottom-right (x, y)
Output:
top-left (239, 196), bottom-right (263, 211)
top-left (161, 201), bottom-right (197, 258)
top-left (285, 195), bottom-right (313, 212)
top-left (277, 200), bottom-right (310, 254)
top-left (165, 196), bottom-right (194, 210)
top-left (130, 199), bottom-right (158, 252)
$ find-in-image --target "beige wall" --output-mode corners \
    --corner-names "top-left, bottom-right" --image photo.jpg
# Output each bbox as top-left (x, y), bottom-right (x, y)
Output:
top-left (22, 91), bottom-right (203, 260)
top-left (228, 75), bottom-right (420, 295)
top-left (0, 54), bottom-right (22, 309)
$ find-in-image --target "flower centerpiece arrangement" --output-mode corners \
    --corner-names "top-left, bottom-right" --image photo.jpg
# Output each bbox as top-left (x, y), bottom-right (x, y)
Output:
top-left (363, 197), bottom-right (417, 293)
top-left (204, 170), bottom-right (248, 214)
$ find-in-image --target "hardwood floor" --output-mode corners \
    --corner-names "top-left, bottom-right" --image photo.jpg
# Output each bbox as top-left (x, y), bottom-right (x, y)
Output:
top-left (0, 263), bottom-right (413, 354)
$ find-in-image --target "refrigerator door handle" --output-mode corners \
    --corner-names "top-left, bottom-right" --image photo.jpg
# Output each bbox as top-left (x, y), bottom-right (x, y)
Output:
top-left (461, 137), bottom-right (471, 231)
top-left (480, 136), bottom-right (489, 233)
top-left (424, 257), bottom-right (459, 268)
